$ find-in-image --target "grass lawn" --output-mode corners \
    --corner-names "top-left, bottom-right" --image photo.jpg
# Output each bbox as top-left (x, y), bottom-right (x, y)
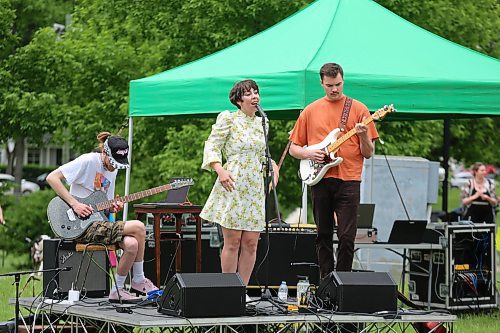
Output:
top-left (0, 251), bottom-right (42, 322)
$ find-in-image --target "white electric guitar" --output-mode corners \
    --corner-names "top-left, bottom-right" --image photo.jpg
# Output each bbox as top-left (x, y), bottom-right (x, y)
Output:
top-left (299, 105), bottom-right (395, 186)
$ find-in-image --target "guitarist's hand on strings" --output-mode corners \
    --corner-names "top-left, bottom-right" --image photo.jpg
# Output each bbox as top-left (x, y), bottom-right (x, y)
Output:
top-left (71, 201), bottom-right (93, 218)
top-left (110, 198), bottom-right (124, 213)
top-left (307, 149), bottom-right (327, 163)
top-left (354, 118), bottom-right (369, 137)
top-left (355, 116), bottom-right (375, 158)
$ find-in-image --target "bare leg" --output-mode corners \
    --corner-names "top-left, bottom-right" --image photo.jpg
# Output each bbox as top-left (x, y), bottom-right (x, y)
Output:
top-left (220, 227), bottom-right (242, 274)
top-left (237, 231), bottom-right (260, 285)
top-left (116, 220), bottom-right (146, 276)
top-left (122, 220), bottom-right (146, 261)
top-left (117, 236), bottom-right (138, 276)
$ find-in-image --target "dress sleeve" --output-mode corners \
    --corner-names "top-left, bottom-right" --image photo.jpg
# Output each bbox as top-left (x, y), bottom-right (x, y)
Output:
top-left (461, 179), bottom-right (472, 202)
top-left (201, 111), bottom-right (232, 171)
top-left (488, 179), bottom-right (497, 201)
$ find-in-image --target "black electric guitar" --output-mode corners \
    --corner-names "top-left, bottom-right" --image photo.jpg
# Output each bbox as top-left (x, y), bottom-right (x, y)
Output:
top-left (47, 178), bottom-right (194, 239)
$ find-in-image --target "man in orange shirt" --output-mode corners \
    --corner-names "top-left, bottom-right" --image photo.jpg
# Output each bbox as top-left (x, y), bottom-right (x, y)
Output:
top-left (289, 63), bottom-right (379, 278)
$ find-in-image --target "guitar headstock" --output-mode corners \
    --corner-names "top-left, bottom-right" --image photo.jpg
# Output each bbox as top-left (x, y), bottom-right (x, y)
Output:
top-left (171, 178), bottom-right (195, 189)
top-left (372, 104), bottom-right (396, 121)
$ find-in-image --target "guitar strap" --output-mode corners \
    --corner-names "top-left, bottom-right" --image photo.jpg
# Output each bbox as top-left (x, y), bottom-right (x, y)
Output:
top-left (277, 140), bottom-right (292, 169)
top-left (339, 97), bottom-right (353, 132)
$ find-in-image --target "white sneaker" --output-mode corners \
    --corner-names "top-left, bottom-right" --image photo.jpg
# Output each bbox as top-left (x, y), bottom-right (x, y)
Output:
top-left (246, 294), bottom-right (252, 303)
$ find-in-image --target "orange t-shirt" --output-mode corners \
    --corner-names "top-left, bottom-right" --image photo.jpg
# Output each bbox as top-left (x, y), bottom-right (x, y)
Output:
top-left (289, 96), bottom-right (379, 181)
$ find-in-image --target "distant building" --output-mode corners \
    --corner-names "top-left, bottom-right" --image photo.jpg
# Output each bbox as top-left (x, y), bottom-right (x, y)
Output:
top-left (0, 139), bottom-right (73, 167)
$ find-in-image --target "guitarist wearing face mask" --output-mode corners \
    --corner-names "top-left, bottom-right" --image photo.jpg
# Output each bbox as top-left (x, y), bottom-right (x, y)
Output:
top-left (289, 63), bottom-right (379, 278)
top-left (47, 131), bottom-right (158, 303)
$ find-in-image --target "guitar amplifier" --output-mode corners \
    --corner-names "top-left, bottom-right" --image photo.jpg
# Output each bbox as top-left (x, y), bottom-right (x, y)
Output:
top-left (43, 239), bottom-right (109, 298)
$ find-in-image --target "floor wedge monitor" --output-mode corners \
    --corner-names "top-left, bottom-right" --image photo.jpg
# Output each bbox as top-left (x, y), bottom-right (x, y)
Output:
top-left (158, 273), bottom-right (246, 317)
top-left (317, 271), bottom-right (397, 313)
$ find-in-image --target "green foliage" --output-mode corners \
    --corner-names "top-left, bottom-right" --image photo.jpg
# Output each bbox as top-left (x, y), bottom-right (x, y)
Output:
top-left (0, 0), bottom-right (498, 243)
top-left (376, 120), bottom-right (443, 157)
top-left (0, 190), bottom-right (55, 261)
top-left (449, 118), bottom-right (500, 166)
top-left (0, 0), bottom-right (16, 59)
top-left (376, 0), bottom-right (499, 58)
top-left (154, 120), bottom-right (213, 204)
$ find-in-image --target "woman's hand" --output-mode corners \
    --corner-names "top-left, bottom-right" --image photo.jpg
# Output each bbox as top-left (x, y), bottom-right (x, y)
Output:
top-left (218, 169), bottom-right (235, 192)
top-left (210, 162), bottom-right (235, 192)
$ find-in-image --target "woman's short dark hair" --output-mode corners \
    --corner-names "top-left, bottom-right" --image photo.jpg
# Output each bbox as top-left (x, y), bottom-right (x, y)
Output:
top-left (229, 79), bottom-right (259, 108)
top-left (319, 63), bottom-right (344, 81)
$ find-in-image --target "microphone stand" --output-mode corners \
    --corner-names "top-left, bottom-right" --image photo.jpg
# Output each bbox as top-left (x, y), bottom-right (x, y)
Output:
top-left (256, 105), bottom-right (286, 313)
top-left (0, 267), bottom-right (71, 333)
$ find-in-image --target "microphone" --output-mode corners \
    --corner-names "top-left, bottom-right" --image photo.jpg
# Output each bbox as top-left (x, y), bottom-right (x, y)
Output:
top-left (256, 104), bottom-right (267, 118)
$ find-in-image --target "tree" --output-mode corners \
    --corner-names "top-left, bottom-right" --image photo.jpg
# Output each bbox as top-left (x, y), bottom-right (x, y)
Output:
top-left (0, 0), bottom-right (74, 187)
top-left (0, 29), bottom-right (73, 186)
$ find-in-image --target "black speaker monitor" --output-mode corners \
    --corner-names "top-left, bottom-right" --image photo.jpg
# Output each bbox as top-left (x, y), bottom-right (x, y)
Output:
top-left (158, 273), bottom-right (245, 318)
top-left (317, 271), bottom-right (397, 313)
top-left (43, 239), bottom-right (110, 298)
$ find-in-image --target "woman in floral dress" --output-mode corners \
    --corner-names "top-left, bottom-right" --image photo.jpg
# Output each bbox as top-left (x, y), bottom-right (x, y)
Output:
top-left (200, 79), bottom-right (279, 286)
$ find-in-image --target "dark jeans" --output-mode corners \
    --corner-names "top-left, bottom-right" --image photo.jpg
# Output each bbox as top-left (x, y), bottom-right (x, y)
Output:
top-left (311, 178), bottom-right (360, 278)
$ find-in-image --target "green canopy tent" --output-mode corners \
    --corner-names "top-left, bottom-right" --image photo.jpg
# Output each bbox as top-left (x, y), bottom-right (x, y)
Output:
top-left (129, 0), bottom-right (500, 120)
top-left (124, 0), bottom-right (500, 216)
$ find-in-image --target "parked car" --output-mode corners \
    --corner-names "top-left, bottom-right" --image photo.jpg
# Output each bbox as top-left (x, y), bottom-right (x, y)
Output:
top-left (0, 173), bottom-right (40, 194)
top-left (450, 169), bottom-right (497, 188)
top-left (450, 171), bottom-right (472, 188)
top-left (35, 172), bottom-right (50, 190)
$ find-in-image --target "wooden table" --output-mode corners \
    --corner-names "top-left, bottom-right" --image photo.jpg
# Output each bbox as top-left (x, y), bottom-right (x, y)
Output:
top-left (134, 203), bottom-right (203, 286)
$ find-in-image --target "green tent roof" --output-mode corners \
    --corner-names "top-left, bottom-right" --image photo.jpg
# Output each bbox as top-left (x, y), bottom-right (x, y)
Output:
top-left (129, 0), bottom-right (500, 120)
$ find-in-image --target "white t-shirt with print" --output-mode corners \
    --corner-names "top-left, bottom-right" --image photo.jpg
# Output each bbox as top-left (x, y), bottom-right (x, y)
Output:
top-left (59, 152), bottom-right (117, 200)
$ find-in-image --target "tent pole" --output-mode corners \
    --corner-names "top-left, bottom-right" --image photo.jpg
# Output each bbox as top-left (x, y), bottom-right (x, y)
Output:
top-left (442, 118), bottom-right (450, 215)
top-left (122, 117), bottom-right (133, 221)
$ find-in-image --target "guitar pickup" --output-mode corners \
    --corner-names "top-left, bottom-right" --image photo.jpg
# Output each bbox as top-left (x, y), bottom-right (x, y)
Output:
top-left (66, 209), bottom-right (76, 221)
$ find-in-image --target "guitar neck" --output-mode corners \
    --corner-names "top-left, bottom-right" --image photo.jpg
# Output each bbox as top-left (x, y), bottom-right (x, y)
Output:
top-left (328, 116), bottom-right (375, 153)
top-left (95, 184), bottom-right (173, 211)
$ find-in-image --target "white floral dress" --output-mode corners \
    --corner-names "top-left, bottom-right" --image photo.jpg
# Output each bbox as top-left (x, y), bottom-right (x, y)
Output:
top-left (200, 110), bottom-right (267, 231)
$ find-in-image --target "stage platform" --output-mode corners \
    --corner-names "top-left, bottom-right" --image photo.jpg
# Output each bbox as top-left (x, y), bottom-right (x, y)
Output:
top-left (11, 297), bottom-right (456, 332)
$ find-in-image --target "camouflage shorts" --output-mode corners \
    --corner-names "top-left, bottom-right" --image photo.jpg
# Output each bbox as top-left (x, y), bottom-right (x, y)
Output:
top-left (76, 220), bottom-right (125, 246)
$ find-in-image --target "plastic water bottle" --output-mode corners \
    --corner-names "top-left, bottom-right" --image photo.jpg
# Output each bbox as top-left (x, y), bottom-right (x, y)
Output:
top-left (296, 277), bottom-right (310, 306)
top-left (278, 281), bottom-right (288, 302)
